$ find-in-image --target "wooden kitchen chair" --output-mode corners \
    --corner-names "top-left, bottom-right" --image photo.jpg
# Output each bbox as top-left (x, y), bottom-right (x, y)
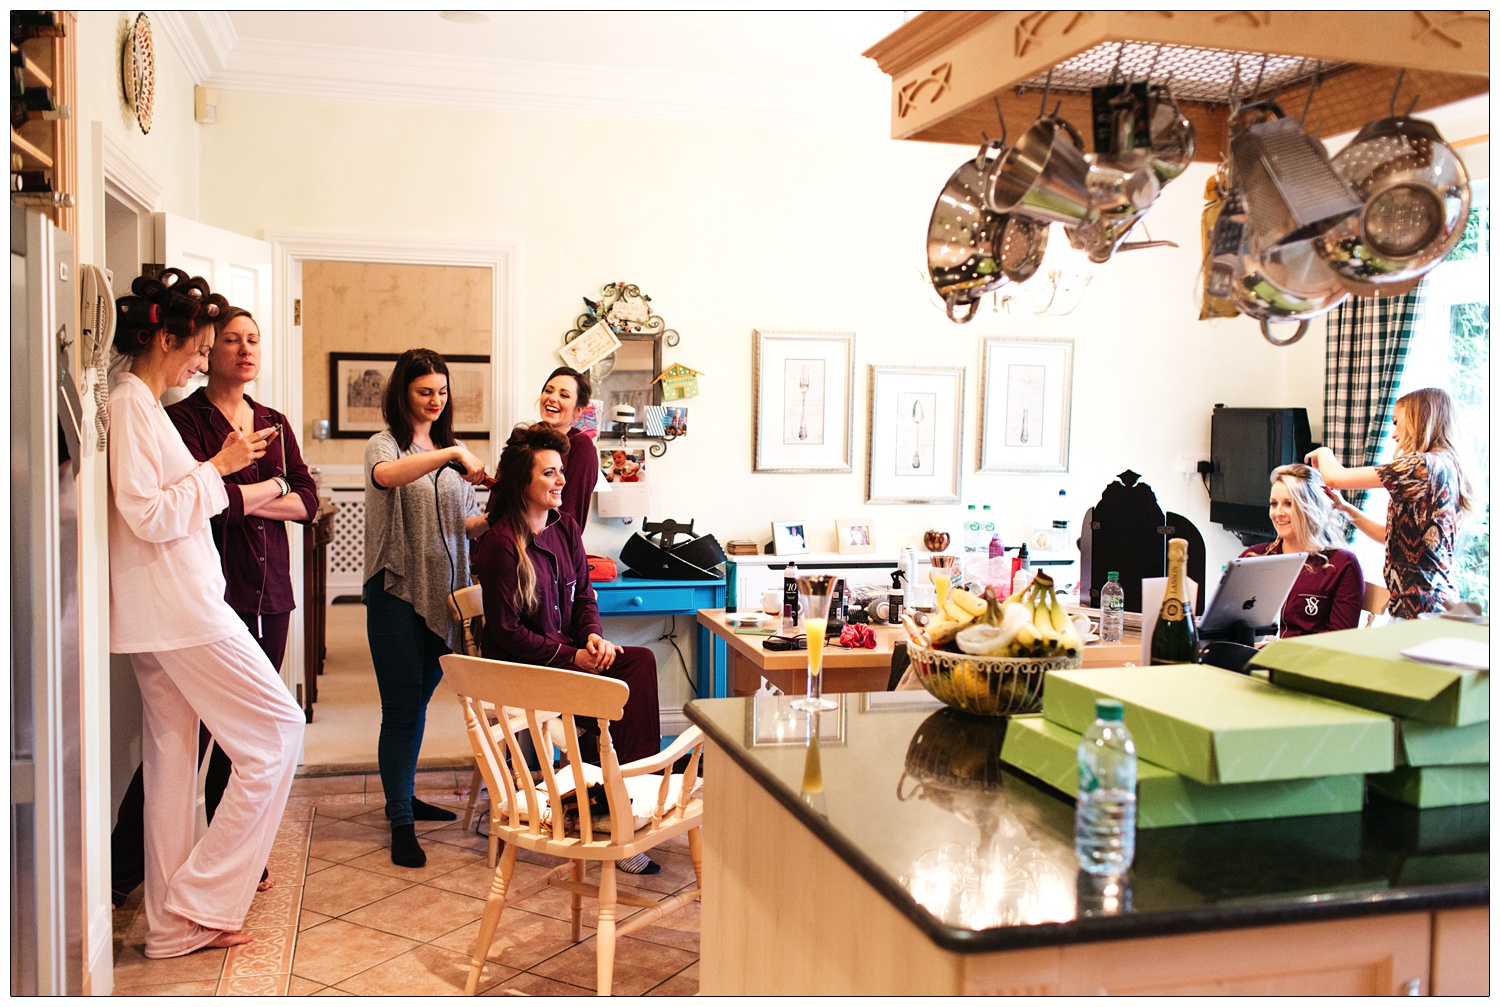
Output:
top-left (1361, 583), bottom-right (1391, 626)
top-left (441, 654), bottom-right (704, 997)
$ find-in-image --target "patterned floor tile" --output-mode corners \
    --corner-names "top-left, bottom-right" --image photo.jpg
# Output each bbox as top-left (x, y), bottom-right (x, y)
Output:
top-left (217, 972), bottom-right (290, 995)
top-left (242, 883), bottom-right (302, 930)
top-left (222, 924), bottom-right (297, 979)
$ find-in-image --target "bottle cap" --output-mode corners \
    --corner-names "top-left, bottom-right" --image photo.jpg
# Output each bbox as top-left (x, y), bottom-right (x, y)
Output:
top-left (1095, 699), bottom-right (1124, 721)
top-left (1107, 571), bottom-right (1119, 580)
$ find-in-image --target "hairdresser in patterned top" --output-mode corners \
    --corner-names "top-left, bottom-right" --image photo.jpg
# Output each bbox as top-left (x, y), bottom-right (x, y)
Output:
top-left (1307, 387), bottom-right (1474, 619)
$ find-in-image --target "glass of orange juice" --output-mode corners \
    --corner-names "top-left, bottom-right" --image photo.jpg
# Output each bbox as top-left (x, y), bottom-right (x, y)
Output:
top-left (929, 554), bottom-right (960, 613)
top-left (791, 574), bottom-right (840, 712)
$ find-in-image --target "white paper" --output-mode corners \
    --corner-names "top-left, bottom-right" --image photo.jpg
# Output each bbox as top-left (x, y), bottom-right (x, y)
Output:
top-left (559, 319), bottom-right (621, 372)
top-left (1400, 637), bottom-right (1489, 671)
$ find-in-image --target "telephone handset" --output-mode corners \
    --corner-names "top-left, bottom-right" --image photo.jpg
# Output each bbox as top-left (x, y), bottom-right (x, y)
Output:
top-left (78, 263), bottom-right (115, 450)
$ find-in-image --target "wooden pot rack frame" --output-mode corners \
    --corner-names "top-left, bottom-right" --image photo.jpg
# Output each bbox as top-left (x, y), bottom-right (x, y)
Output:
top-left (863, 11), bottom-right (1489, 160)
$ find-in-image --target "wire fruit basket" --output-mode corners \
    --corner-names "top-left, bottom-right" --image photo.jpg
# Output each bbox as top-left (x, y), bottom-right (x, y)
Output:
top-left (907, 641), bottom-right (1082, 717)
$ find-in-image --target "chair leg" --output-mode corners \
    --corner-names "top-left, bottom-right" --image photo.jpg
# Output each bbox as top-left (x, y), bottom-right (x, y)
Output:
top-left (569, 860), bottom-right (584, 943)
top-left (488, 827), bottom-right (500, 870)
top-left (462, 766), bottom-right (482, 830)
top-left (465, 842), bottom-right (518, 995)
top-left (687, 826), bottom-right (704, 891)
top-left (595, 860), bottom-right (618, 997)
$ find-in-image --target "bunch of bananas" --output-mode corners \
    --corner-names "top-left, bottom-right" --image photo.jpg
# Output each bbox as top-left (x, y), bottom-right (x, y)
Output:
top-left (923, 573), bottom-right (1083, 659)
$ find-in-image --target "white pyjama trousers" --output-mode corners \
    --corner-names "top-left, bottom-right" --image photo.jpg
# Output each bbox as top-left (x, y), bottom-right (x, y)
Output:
top-left (130, 629), bottom-right (304, 958)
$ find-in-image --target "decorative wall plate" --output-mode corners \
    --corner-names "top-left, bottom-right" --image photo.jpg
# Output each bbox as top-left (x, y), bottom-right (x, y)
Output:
top-left (121, 13), bottom-right (155, 135)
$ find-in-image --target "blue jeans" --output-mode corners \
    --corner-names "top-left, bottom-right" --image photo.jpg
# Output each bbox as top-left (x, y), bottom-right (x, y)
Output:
top-left (365, 573), bottom-right (448, 828)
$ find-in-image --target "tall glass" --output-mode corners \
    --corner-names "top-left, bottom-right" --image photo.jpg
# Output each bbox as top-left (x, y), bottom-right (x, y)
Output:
top-left (929, 554), bottom-right (960, 612)
top-left (791, 574), bottom-right (840, 712)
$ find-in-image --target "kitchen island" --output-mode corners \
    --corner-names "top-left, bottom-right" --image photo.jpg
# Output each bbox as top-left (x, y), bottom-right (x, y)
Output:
top-left (684, 692), bottom-right (1488, 995)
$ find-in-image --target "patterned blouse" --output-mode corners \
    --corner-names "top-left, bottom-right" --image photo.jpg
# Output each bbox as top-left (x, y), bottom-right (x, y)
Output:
top-left (1377, 451), bottom-right (1462, 619)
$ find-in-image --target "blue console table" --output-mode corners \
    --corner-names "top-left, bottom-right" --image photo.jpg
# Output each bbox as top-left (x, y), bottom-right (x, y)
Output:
top-left (592, 575), bottom-right (728, 698)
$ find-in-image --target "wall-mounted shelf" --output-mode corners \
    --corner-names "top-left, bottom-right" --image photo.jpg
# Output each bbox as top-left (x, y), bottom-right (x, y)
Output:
top-left (863, 11), bottom-right (1489, 160)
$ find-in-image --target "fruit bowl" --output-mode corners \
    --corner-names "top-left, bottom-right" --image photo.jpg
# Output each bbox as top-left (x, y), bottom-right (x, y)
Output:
top-left (906, 641), bottom-right (1081, 717)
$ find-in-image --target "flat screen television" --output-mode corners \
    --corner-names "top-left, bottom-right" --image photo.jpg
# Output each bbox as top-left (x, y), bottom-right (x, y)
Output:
top-left (1209, 406), bottom-right (1314, 541)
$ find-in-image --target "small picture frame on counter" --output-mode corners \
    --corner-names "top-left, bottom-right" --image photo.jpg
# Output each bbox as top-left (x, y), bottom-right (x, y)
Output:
top-left (770, 521), bottom-right (810, 556)
top-left (835, 518), bottom-right (876, 554)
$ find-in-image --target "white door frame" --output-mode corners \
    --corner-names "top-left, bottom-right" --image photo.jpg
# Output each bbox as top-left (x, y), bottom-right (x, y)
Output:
top-left (263, 231), bottom-right (519, 709)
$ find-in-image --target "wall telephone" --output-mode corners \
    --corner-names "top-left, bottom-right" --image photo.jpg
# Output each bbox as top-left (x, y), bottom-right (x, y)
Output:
top-left (78, 263), bottom-right (114, 451)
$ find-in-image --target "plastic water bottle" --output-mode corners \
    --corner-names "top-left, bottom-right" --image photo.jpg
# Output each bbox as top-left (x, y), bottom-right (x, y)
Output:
top-left (981, 505), bottom-right (996, 548)
top-left (963, 505), bottom-right (981, 553)
top-left (1100, 571), bottom-right (1125, 643)
top-left (1075, 699), bottom-right (1137, 876)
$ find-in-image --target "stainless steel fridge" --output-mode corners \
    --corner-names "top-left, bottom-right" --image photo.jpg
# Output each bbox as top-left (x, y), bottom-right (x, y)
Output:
top-left (10, 204), bottom-right (83, 994)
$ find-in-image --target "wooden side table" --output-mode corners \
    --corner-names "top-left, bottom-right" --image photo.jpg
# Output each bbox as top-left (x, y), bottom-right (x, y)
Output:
top-left (302, 501), bottom-right (337, 719)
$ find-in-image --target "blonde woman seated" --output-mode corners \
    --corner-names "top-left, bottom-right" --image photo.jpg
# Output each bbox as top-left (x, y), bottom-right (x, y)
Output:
top-left (1238, 463), bottom-right (1364, 638)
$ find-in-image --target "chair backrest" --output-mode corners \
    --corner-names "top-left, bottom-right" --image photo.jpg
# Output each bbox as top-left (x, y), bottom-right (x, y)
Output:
top-left (449, 583), bottom-right (484, 656)
top-left (1361, 583), bottom-right (1391, 626)
top-left (440, 653), bottom-right (638, 846)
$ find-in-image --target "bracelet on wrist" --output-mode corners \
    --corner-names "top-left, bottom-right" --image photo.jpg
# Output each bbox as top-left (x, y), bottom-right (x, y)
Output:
top-left (273, 475), bottom-right (290, 498)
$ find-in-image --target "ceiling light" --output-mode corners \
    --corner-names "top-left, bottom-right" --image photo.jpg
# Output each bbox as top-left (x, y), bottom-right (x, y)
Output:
top-left (440, 11), bottom-right (491, 25)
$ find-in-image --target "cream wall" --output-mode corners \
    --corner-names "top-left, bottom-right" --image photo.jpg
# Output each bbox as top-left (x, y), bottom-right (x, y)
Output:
top-left (196, 91), bottom-right (1327, 585)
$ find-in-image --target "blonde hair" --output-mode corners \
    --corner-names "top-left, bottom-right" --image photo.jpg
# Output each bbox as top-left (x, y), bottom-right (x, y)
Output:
top-left (1269, 463), bottom-right (1345, 550)
top-left (1394, 388), bottom-right (1473, 512)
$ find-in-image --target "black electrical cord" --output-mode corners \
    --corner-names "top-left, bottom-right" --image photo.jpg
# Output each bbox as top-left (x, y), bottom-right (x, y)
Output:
top-left (434, 467), bottom-right (461, 619)
top-left (657, 616), bottom-right (696, 698)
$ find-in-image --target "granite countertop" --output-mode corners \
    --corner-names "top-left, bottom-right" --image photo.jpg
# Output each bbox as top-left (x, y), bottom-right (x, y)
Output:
top-left (684, 692), bottom-right (1489, 954)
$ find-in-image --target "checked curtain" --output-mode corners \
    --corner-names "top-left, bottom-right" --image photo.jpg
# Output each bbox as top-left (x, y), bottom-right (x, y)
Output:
top-left (1322, 283), bottom-right (1427, 511)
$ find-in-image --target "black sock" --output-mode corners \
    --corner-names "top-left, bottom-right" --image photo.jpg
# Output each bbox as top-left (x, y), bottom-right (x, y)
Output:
top-left (411, 796), bottom-right (457, 822)
top-left (391, 824), bottom-right (426, 868)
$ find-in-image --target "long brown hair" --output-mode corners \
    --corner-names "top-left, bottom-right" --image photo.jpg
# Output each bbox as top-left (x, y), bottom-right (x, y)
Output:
top-left (383, 348), bottom-right (454, 451)
top-left (490, 423), bottom-right (571, 614)
top-left (1395, 388), bottom-right (1473, 512)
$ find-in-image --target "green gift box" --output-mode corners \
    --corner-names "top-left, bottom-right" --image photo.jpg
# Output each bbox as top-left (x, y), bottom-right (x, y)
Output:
top-left (1397, 718), bottom-right (1490, 767)
top-left (1001, 715), bottom-right (1365, 828)
top-left (1043, 666), bottom-right (1394, 785)
top-left (1366, 764), bottom-right (1489, 808)
top-left (1252, 619), bottom-right (1488, 727)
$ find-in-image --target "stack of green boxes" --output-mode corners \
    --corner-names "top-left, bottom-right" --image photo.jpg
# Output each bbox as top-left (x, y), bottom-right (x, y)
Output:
top-left (1252, 619), bottom-right (1489, 809)
top-left (1000, 664), bottom-right (1395, 828)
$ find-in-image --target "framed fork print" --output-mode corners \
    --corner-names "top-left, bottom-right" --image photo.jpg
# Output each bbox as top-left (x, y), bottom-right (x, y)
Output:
top-left (752, 330), bottom-right (854, 473)
top-left (866, 364), bottom-right (964, 504)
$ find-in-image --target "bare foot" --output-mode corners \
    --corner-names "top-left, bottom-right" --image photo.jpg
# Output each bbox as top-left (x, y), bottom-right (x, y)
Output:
top-left (256, 873), bottom-right (275, 893)
top-left (204, 930), bottom-right (254, 949)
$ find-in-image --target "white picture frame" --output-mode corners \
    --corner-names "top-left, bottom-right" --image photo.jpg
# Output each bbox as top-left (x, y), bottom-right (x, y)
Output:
top-left (770, 521), bottom-right (810, 556)
top-left (979, 338), bottom-right (1074, 473)
top-left (752, 330), bottom-right (854, 473)
top-left (560, 319), bottom-right (622, 373)
top-left (866, 364), bottom-right (964, 504)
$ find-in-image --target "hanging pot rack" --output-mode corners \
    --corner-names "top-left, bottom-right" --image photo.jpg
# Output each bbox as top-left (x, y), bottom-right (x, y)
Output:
top-left (863, 11), bottom-right (1488, 163)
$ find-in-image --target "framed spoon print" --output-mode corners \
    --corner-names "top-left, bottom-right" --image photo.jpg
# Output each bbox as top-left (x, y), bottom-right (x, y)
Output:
top-left (866, 364), bottom-right (964, 504)
top-left (752, 330), bottom-right (854, 473)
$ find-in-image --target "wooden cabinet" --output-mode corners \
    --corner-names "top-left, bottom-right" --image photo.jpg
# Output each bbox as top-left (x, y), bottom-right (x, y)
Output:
top-left (10, 11), bottom-right (76, 235)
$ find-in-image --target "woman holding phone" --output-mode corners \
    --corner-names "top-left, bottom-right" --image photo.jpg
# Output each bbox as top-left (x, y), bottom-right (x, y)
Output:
top-left (1307, 387), bottom-right (1474, 619)
top-left (111, 308), bottom-right (317, 907)
top-left (108, 269), bottom-right (304, 956)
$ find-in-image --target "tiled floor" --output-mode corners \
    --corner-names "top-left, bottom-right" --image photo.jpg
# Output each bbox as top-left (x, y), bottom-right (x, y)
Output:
top-left (111, 768), bottom-right (702, 996)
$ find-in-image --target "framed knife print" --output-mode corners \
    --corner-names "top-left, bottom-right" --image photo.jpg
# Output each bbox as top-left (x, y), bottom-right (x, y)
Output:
top-left (866, 364), bottom-right (964, 504)
top-left (979, 338), bottom-right (1073, 472)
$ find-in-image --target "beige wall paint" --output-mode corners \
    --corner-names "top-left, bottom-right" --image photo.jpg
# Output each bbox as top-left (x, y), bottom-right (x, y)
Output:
top-left (301, 261), bottom-right (493, 468)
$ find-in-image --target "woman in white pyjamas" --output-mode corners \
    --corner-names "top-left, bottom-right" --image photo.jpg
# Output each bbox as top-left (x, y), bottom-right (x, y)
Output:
top-left (107, 269), bottom-right (305, 958)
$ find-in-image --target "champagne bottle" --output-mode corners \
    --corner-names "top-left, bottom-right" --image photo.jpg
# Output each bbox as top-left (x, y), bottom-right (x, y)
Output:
top-left (1150, 538), bottom-right (1200, 665)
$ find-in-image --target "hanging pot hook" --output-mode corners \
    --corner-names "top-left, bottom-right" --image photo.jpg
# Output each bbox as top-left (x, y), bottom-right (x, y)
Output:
top-left (1145, 43), bottom-right (1163, 89)
top-left (1039, 67), bottom-right (1054, 118)
top-left (1249, 53), bottom-right (1269, 104)
top-left (1300, 59), bottom-right (1322, 126)
top-left (1107, 41), bottom-right (1125, 87)
top-left (992, 94), bottom-right (1008, 146)
top-left (1388, 69), bottom-right (1406, 119)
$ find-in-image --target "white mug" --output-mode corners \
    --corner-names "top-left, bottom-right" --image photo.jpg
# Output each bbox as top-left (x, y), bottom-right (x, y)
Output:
top-left (761, 589), bottom-right (782, 615)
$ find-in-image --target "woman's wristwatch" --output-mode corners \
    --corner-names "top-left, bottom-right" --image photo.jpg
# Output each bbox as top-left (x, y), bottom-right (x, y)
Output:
top-left (272, 475), bottom-right (291, 498)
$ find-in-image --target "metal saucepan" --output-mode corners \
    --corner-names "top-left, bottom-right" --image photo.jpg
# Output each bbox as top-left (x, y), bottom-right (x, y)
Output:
top-left (1233, 233), bottom-right (1350, 322)
top-left (927, 142), bottom-right (1011, 322)
top-left (1314, 115), bottom-right (1471, 288)
top-left (985, 114), bottom-right (1096, 226)
top-left (1146, 81), bottom-right (1196, 182)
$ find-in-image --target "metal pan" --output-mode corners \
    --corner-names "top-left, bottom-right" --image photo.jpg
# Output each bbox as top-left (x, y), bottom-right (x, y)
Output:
top-left (926, 143), bottom-right (1011, 322)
